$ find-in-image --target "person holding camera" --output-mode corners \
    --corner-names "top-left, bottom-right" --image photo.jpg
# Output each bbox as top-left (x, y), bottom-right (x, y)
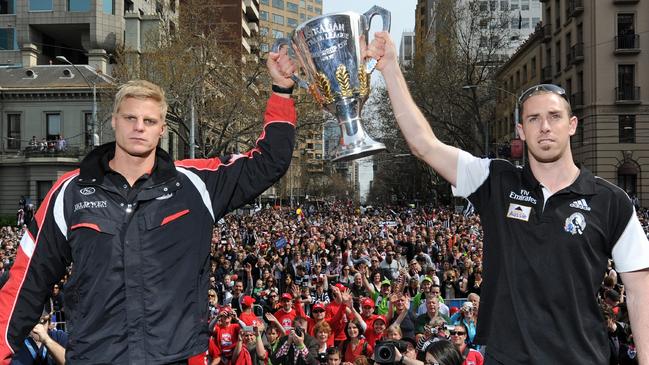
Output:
top-left (268, 316), bottom-right (319, 365)
top-left (209, 306), bottom-right (242, 364)
top-left (11, 314), bottom-right (67, 365)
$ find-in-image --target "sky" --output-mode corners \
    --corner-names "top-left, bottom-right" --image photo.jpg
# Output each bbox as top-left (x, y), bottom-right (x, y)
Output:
top-left (324, 0), bottom-right (418, 52)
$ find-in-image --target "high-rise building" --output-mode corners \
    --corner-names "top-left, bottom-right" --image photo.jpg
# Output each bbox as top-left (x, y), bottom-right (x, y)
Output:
top-left (400, 31), bottom-right (416, 68)
top-left (495, 0), bottom-right (649, 205)
top-left (0, 0), bottom-right (179, 72)
top-left (414, 0), bottom-right (543, 61)
top-left (258, 0), bottom-right (323, 52)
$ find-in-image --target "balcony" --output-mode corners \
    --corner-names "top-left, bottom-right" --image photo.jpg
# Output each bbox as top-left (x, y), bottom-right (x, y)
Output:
top-left (571, 42), bottom-right (584, 64)
top-left (569, 0), bottom-right (584, 16)
top-left (615, 86), bottom-right (640, 103)
top-left (541, 65), bottom-right (553, 82)
top-left (243, 0), bottom-right (259, 21)
top-left (542, 24), bottom-right (552, 42)
top-left (570, 92), bottom-right (584, 108)
top-left (615, 34), bottom-right (640, 54)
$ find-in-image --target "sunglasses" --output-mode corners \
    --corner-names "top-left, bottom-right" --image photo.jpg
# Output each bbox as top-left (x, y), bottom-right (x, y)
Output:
top-left (313, 309), bottom-right (325, 314)
top-left (449, 330), bottom-right (466, 336)
top-left (518, 84), bottom-right (569, 106)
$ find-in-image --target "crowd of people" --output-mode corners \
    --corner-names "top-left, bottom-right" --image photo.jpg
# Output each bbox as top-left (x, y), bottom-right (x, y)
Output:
top-left (3, 200), bottom-right (645, 364)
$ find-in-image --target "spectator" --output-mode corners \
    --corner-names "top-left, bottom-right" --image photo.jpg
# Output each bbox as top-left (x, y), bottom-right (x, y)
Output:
top-left (449, 323), bottom-right (483, 365)
top-left (269, 316), bottom-right (318, 365)
top-left (418, 339), bottom-right (462, 365)
top-left (338, 320), bottom-right (372, 363)
top-left (313, 321), bottom-right (332, 364)
top-left (11, 314), bottom-right (67, 365)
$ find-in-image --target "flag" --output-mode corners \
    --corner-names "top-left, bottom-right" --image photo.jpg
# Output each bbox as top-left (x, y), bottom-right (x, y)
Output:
top-left (463, 200), bottom-right (475, 217)
top-left (518, 10), bottom-right (523, 30)
top-left (275, 236), bottom-right (287, 249)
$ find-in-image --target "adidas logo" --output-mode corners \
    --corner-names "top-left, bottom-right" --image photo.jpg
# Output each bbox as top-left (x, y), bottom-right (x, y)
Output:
top-left (569, 199), bottom-right (591, 211)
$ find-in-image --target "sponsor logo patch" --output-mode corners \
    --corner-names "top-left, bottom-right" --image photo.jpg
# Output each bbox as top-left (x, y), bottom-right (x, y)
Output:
top-left (156, 193), bottom-right (174, 200)
top-left (80, 187), bottom-right (96, 196)
top-left (564, 212), bottom-right (587, 235)
top-left (74, 200), bottom-right (108, 212)
top-left (506, 203), bottom-right (531, 221)
top-left (508, 189), bottom-right (537, 205)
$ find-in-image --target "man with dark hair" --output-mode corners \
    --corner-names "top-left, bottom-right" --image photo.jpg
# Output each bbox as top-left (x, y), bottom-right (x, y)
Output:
top-left (368, 31), bottom-right (649, 364)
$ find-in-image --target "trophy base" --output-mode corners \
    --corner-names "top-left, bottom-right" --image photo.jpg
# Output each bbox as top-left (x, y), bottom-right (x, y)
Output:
top-left (330, 140), bottom-right (386, 163)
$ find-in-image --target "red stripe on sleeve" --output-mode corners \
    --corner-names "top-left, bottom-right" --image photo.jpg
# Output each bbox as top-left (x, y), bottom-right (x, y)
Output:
top-left (264, 93), bottom-right (296, 126)
top-left (161, 209), bottom-right (190, 226)
top-left (175, 158), bottom-right (223, 171)
top-left (0, 169), bottom-right (79, 357)
top-left (70, 223), bottom-right (101, 232)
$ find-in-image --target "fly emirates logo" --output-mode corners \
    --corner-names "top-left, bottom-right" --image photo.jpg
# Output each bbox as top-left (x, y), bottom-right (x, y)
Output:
top-left (509, 189), bottom-right (537, 205)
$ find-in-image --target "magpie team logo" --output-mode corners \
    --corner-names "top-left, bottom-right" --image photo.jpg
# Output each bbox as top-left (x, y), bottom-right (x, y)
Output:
top-left (564, 212), bottom-right (587, 235)
top-left (80, 187), bottom-right (96, 196)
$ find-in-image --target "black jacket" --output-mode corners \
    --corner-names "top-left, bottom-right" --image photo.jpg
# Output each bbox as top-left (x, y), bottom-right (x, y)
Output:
top-left (0, 95), bottom-right (296, 364)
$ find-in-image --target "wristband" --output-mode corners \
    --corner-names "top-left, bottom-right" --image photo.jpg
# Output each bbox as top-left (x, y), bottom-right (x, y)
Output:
top-left (272, 84), bottom-right (294, 94)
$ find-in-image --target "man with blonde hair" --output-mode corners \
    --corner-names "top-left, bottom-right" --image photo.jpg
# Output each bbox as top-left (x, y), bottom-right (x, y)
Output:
top-left (0, 49), bottom-right (298, 364)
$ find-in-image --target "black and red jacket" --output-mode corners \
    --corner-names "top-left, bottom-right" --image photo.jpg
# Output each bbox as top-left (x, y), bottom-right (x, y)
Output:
top-left (0, 94), bottom-right (296, 364)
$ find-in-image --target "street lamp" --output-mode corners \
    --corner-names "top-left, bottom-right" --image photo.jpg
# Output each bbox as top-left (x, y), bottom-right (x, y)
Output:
top-left (56, 56), bottom-right (99, 147)
top-left (463, 84), bottom-right (520, 158)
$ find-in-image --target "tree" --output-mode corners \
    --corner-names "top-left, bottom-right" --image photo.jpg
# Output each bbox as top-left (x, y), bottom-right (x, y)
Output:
top-left (409, 0), bottom-right (515, 157)
top-left (112, 0), bottom-right (327, 159)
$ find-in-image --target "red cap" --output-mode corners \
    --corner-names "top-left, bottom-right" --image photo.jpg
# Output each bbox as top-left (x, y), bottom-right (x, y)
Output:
top-left (242, 295), bottom-right (256, 307)
top-left (361, 297), bottom-right (375, 308)
top-left (312, 303), bottom-right (326, 312)
top-left (281, 293), bottom-right (293, 301)
top-left (449, 306), bottom-right (460, 316)
top-left (374, 315), bottom-right (387, 324)
top-left (231, 274), bottom-right (238, 281)
top-left (334, 283), bottom-right (346, 292)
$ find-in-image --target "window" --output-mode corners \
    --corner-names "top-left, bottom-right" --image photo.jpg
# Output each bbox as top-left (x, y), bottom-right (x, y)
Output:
top-left (272, 0), bottom-right (283, 9)
top-left (521, 0), bottom-right (529, 10)
top-left (532, 17), bottom-right (540, 27)
top-left (260, 43), bottom-right (269, 52)
top-left (315, 0), bottom-right (321, 3)
top-left (272, 14), bottom-right (284, 25)
top-left (307, 4), bottom-right (312, 12)
top-left (511, 1), bottom-right (518, 11)
top-left (500, 1), bottom-right (508, 11)
top-left (617, 14), bottom-right (635, 49)
top-left (300, 0), bottom-right (305, 6)
top-left (29, 0), bottom-right (52, 11)
top-left (522, 64), bottom-right (527, 83)
top-left (103, 0), bottom-right (114, 14)
top-left (617, 65), bottom-right (636, 100)
top-left (555, 40), bottom-right (561, 73)
top-left (0, 0), bottom-right (15, 14)
top-left (479, 1), bottom-right (488, 11)
top-left (287, 2), bottom-right (298, 13)
top-left (68, 0), bottom-right (90, 11)
top-left (287, 17), bottom-right (298, 28)
top-left (530, 57), bottom-right (537, 78)
top-left (271, 29), bottom-right (283, 38)
top-left (6, 113), bottom-right (20, 150)
top-left (260, 27), bottom-right (268, 36)
top-left (315, 7), bottom-right (321, 14)
top-left (37, 181), bottom-right (53, 206)
top-left (260, 0), bottom-right (268, 4)
top-left (521, 17), bottom-right (529, 29)
top-left (0, 28), bottom-right (16, 50)
top-left (260, 10), bottom-right (268, 20)
top-left (46, 113), bottom-right (61, 141)
top-left (300, 13), bottom-right (305, 21)
top-left (554, 0), bottom-right (561, 29)
top-left (619, 115), bottom-right (635, 143)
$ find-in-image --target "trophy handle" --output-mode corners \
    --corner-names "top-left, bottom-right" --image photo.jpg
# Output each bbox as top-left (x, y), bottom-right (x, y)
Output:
top-left (271, 38), bottom-right (309, 89)
top-left (363, 6), bottom-right (391, 73)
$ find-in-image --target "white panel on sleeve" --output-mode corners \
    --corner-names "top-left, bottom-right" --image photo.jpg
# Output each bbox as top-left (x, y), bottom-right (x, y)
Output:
top-left (53, 178), bottom-right (74, 239)
top-left (19, 232), bottom-right (36, 258)
top-left (176, 167), bottom-right (215, 222)
top-left (612, 210), bottom-right (649, 272)
top-left (451, 150), bottom-right (491, 198)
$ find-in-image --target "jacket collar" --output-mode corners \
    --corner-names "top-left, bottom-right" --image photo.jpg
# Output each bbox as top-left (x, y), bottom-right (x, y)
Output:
top-left (78, 142), bottom-right (178, 186)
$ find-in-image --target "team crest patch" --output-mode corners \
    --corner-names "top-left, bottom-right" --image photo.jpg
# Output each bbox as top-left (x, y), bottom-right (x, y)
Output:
top-left (506, 203), bottom-right (531, 221)
top-left (564, 212), bottom-right (586, 235)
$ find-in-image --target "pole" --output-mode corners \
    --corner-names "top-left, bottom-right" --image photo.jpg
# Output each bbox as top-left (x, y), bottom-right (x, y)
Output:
top-left (92, 83), bottom-right (98, 146)
top-left (190, 97), bottom-right (195, 159)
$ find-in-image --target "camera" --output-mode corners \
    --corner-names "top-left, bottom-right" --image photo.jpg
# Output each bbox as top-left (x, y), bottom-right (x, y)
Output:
top-left (374, 340), bottom-right (408, 364)
top-left (294, 326), bottom-right (303, 337)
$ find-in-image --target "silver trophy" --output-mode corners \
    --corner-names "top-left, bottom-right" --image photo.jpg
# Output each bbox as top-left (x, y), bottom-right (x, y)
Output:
top-left (273, 6), bottom-right (390, 162)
